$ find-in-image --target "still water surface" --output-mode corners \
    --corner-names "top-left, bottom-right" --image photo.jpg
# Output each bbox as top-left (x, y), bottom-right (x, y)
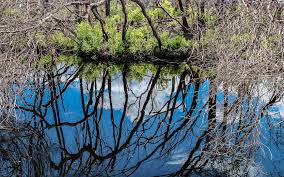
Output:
top-left (1, 63), bottom-right (284, 176)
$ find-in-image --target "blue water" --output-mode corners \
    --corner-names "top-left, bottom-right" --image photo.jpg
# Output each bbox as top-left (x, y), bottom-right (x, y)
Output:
top-left (8, 71), bottom-right (284, 176)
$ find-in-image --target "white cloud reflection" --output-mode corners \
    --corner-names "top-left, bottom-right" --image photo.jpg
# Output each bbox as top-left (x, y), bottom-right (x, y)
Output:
top-left (73, 73), bottom-right (182, 122)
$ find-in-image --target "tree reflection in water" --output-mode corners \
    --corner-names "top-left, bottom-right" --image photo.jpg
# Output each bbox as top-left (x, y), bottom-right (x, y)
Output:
top-left (1, 62), bottom-right (284, 177)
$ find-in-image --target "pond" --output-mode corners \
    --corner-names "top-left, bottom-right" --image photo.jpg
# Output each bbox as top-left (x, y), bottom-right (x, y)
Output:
top-left (1, 61), bottom-right (284, 177)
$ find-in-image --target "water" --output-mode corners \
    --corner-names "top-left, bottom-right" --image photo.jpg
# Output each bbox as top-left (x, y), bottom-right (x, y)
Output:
top-left (1, 62), bottom-right (284, 177)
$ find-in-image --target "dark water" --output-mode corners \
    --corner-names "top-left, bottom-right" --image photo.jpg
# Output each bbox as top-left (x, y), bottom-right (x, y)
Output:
top-left (1, 62), bottom-right (284, 177)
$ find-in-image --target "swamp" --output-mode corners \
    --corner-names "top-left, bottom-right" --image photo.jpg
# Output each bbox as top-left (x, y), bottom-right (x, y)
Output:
top-left (1, 0), bottom-right (284, 176)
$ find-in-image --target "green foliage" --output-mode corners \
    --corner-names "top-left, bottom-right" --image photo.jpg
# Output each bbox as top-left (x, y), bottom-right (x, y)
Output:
top-left (3, 8), bottom-right (22, 18)
top-left (107, 30), bottom-right (125, 54)
top-left (127, 0), bottom-right (177, 23)
top-left (203, 10), bottom-right (218, 25)
top-left (202, 28), bottom-right (217, 45)
top-left (35, 33), bottom-right (48, 47)
top-left (227, 32), bottom-right (253, 52)
top-left (75, 21), bottom-right (103, 52)
top-left (107, 14), bottom-right (123, 23)
top-left (189, 65), bottom-right (215, 78)
top-left (168, 35), bottom-right (189, 50)
top-left (52, 32), bottom-right (78, 49)
top-left (38, 1), bottom-right (224, 59)
top-left (108, 64), bottom-right (124, 76)
top-left (78, 62), bottom-right (205, 82)
top-left (261, 34), bottom-right (282, 52)
top-left (126, 26), bottom-right (157, 54)
top-left (159, 0), bottom-right (177, 17)
top-left (149, 8), bottom-right (163, 19)
top-left (128, 5), bottom-right (144, 21)
top-left (161, 32), bottom-right (191, 51)
top-left (185, 7), bottom-right (198, 25)
top-left (128, 63), bottom-right (157, 81)
top-left (104, 16), bottom-right (125, 54)
top-left (51, 58), bottom-right (212, 82)
top-left (281, 10), bottom-right (284, 18)
top-left (161, 64), bottom-right (213, 79)
top-left (160, 63), bottom-right (190, 77)
top-left (57, 55), bottom-right (82, 64)
top-left (40, 55), bottom-right (52, 65)
top-left (80, 63), bottom-right (105, 80)
top-left (80, 63), bottom-right (123, 80)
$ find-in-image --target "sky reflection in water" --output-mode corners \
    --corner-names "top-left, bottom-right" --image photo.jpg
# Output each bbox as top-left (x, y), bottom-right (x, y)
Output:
top-left (2, 63), bottom-right (284, 177)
